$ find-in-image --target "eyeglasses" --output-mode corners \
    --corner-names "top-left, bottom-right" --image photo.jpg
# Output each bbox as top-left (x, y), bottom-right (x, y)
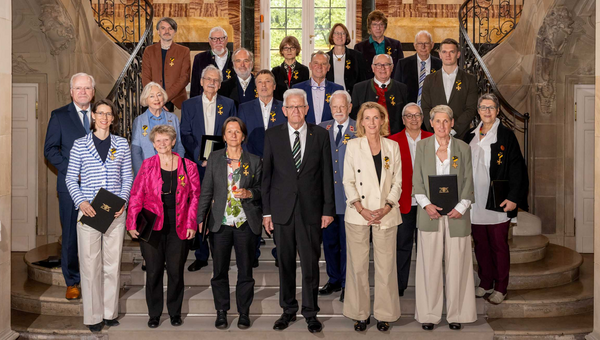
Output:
top-left (371, 22), bottom-right (385, 28)
top-left (284, 105), bottom-right (307, 111)
top-left (373, 63), bottom-right (393, 69)
top-left (403, 113), bottom-right (422, 120)
top-left (333, 32), bottom-right (347, 36)
top-left (415, 42), bottom-right (431, 47)
top-left (209, 36), bottom-right (227, 42)
top-left (202, 77), bottom-right (220, 84)
top-left (282, 46), bottom-right (297, 52)
top-left (478, 105), bottom-right (498, 112)
top-left (94, 112), bottom-right (114, 118)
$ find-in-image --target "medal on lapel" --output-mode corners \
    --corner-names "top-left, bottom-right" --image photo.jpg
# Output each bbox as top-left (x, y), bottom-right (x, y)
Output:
top-left (455, 80), bottom-right (462, 91)
top-left (254, 88), bottom-right (259, 98)
top-left (345, 60), bottom-right (351, 70)
top-left (169, 58), bottom-right (175, 67)
top-left (386, 46), bottom-right (392, 55)
top-left (142, 125), bottom-right (148, 137)
top-left (217, 105), bottom-right (223, 115)
top-left (270, 111), bottom-right (277, 123)
top-left (431, 69), bottom-right (436, 74)
top-left (242, 163), bottom-right (250, 176)
top-left (342, 134), bottom-right (350, 145)
top-left (497, 152), bottom-right (504, 165)
top-left (109, 148), bottom-right (117, 161)
top-left (452, 156), bottom-right (459, 168)
top-left (226, 69), bottom-right (232, 80)
top-left (389, 95), bottom-right (396, 106)
top-left (325, 93), bottom-right (331, 103)
top-left (179, 174), bottom-right (185, 187)
top-left (293, 70), bottom-right (299, 80)
top-left (384, 156), bottom-right (390, 169)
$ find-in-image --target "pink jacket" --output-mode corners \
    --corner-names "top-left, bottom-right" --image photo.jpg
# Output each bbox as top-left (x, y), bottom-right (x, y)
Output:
top-left (126, 153), bottom-right (200, 240)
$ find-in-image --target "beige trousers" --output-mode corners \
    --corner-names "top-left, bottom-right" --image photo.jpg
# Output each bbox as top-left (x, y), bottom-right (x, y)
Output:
top-left (343, 222), bottom-right (401, 322)
top-left (415, 216), bottom-right (477, 324)
top-left (77, 211), bottom-right (125, 325)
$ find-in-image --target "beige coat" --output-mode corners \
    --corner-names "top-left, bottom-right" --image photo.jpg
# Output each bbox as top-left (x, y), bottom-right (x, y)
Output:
top-left (343, 136), bottom-right (403, 228)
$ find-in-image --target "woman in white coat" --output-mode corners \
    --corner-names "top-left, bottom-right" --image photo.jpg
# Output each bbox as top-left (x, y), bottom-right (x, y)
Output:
top-left (342, 101), bottom-right (402, 332)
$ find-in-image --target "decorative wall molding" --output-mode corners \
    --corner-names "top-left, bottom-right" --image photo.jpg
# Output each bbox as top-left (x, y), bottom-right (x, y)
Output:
top-left (12, 54), bottom-right (39, 75)
top-left (38, 1), bottom-right (75, 56)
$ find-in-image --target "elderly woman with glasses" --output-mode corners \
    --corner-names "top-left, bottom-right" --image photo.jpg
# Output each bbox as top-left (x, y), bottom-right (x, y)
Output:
top-left (464, 94), bottom-right (528, 304)
top-left (271, 36), bottom-right (309, 101)
top-left (326, 23), bottom-right (367, 96)
top-left (132, 82), bottom-right (185, 176)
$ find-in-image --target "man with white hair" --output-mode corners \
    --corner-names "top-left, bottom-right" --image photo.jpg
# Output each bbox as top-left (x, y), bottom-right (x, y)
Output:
top-left (190, 26), bottom-right (235, 98)
top-left (351, 53), bottom-right (409, 135)
top-left (393, 30), bottom-right (442, 105)
top-left (218, 47), bottom-right (256, 108)
top-left (317, 90), bottom-right (357, 303)
top-left (262, 88), bottom-right (335, 333)
top-left (44, 72), bottom-right (96, 300)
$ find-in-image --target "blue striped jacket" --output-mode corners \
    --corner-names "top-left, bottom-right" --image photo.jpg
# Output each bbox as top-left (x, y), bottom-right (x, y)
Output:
top-left (66, 133), bottom-right (133, 209)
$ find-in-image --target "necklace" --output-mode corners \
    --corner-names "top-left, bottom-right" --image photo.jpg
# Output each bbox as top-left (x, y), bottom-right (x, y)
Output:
top-left (479, 127), bottom-right (487, 137)
top-left (332, 52), bottom-right (345, 61)
top-left (162, 153), bottom-right (175, 195)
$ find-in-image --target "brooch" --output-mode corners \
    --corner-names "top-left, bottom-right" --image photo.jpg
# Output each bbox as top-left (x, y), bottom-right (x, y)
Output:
top-left (169, 58), bottom-right (175, 67)
top-left (217, 105), bottom-right (223, 115)
top-left (109, 148), bottom-right (117, 161)
top-left (386, 46), bottom-right (392, 55)
top-left (242, 163), bottom-right (250, 176)
top-left (142, 125), bottom-right (148, 137)
top-left (293, 70), bottom-right (299, 80)
top-left (431, 69), bottom-right (437, 74)
top-left (270, 111), bottom-right (276, 123)
top-left (326, 124), bottom-right (332, 130)
top-left (500, 145), bottom-right (505, 151)
top-left (226, 69), bottom-right (232, 79)
top-left (389, 95), bottom-right (396, 106)
top-left (178, 174), bottom-right (185, 187)
top-left (384, 156), bottom-right (390, 169)
top-left (455, 80), bottom-right (462, 91)
top-left (254, 88), bottom-right (258, 98)
top-left (342, 134), bottom-right (350, 144)
top-left (325, 93), bottom-right (331, 103)
top-left (452, 156), bottom-right (458, 168)
top-left (349, 125), bottom-right (355, 132)
top-left (497, 152), bottom-right (504, 165)
top-left (345, 60), bottom-right (351, 70)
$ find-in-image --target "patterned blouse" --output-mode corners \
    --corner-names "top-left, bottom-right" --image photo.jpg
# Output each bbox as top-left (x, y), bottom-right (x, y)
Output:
top-left (222, 155), bottom-right (247, 228)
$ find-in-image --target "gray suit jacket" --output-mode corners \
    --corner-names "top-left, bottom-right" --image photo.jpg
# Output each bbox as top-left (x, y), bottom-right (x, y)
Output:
top-left (196, 149), bottom-right (263, 235)
top-left (412, 136), bottom-right (474, 237)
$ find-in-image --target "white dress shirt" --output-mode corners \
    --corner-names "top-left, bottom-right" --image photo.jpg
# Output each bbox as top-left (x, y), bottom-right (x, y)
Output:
top-left (74, 103), bottom-right (92, 129)
top-left (374, 77), bottom-right (391, 88)
top-left (442, 66), bottom-right (459, 103)
top-left (406, 130), bottom-right (422, 206)
top-left (288, 121), bottom-right (307, 161)
top-left (469, 118), bottom-right (510, 224)
top-left (415, 137), bottom-right (471, 215)
top-left (333, 55), bottom-right (346, 90)
top-left (213, 51), bottom-right (228, 71)
top-left (416, 55), bottom-right (432, 75)
top-left (260, 97), bottom-right (274, 130)
top-left (311, 78), bottom-right (326, 124)
top-left (239, 75), bottom-right (251, 92)
top-left (202, 94), bottom-right (217, 135)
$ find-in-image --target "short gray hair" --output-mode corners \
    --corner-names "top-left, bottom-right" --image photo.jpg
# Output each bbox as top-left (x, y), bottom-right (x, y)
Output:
top-left (209, 26), bottom-right (228, 39)
top-left (70, 73), bottom-right (96, 89)
top-left (478, 93), bottom-right (499, 109)
top-left (283, 89), bottom-right (309, 106)
top-left (429, 104), bottom-right (454, 120)
top-left (201, 65), bottom-right (223, 83)
top-left (402, 102), bottom-right (423, 117)
top-left (233, 47), bottom-right (255, 64)
top-left (140, 82), bottom-right (168, 107)
top-left (414, 30), bottom-right (433, 44)
top-left (329, 90), bottom-right (351, 106)
top-left (372, 53), bottom-right (393, 64)
top-left (310, 50), bottom-right (330, 63)
top-left (149, 125), bottom-right (177, 144)
top-left (156, 17), bottom-right (177, 31)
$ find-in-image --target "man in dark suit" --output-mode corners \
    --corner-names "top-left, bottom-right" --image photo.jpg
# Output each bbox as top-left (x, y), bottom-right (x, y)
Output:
top-left (292, 51), bottom-right (343, 125)
top-left (190, 26), bottom-right (236, 98)
top-left (421, 38), bottom-right (478, 139)
top-left (180, 64), bottom-right (237, 272)
top-left (393, 30), bottom-right (442, 105)
top-left (262, 88), bottom-right (335, 333)
top-left (44, 72), bottom-right (95, 301)
top-left (351, 54), bottom-right (409, 135)
top-left (141, 17), bottom-right (190, 111)
top-left (218, 48), bottom-right (257, 108)
top-left (354, 10), bottom-right (403, 79)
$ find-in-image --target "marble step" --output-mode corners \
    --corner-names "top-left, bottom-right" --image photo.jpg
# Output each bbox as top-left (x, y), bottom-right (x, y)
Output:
top-left (487, 312), bottom-right (593, 339)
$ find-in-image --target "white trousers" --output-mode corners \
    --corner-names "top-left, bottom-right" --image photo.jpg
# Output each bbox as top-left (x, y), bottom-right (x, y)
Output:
top-left (77, 211), bottom-right (125, 325)
top-left (414, 216), bottom-right (477, 324)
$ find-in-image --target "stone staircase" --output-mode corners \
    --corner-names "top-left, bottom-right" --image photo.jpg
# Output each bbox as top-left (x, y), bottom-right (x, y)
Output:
top-left (12, 225), bottom-right (593, 339)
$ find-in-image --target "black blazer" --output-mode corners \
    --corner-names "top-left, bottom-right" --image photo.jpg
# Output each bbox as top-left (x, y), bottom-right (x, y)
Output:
top-left (421, 67), bottom-right (478, 139)
top-left (190, 50), bottom-right (236, 98)
top-left (262, 123), bottom-right (335, 225)
top-left (393, 54), bottom-right (443, 103)
top-left (326, 47), bottom-right (368, 96)
top-left (464, 122), bottom-right (529, 218)
top-left (218, 74), bottom-right (257, 108)
top-left (354, 36), bottom-right (404, 79)
top-left (196, 149), bottom-right (263, 235)
top-left (271, 62), bottom-right (310, 101)
top-left (350, 79), bottom-right (409, 135)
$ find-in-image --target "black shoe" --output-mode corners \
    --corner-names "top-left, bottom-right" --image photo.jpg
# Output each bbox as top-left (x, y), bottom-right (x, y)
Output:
top-left (141, 261), bottom-right (146, 271)
top-left (339, 288), bottom-right (345, 302)
top-left (188, 260), bottom-right (208, 272)
top-left (260, 237), bottom-right (266, 245)
top-left (449, 322), bottom-right (462, 330)
top-left (274, 258), bottom-right (279, 268)
top-left (215, 310), bottom-right (228, 329)
top-left (104, 318), bottom-right (119, 327)
top-left (422, 323), bottom-right (434, 331)
top-left (273, 313), bottom-right (296, 330)
top-left (88, 322), bottom-right (104, 333)
top-left (353, 317), bottom-right (370, 331)
top-left (170, 315), bottom-right (182, 326)
top-left (399, 289), bottom-right (405, 297)
top-left (319, 282), bottom-right (342, 295)
top-left (306, 316), bottom-right (322, 333)
top-left (376, 320), bottom-right (390, 331)
top-left (238, 314), bottom-right (251, 329)
top-left (148, 317), bottom-right (160, 328)
top-left (253, 258), bottom-right (259, 268)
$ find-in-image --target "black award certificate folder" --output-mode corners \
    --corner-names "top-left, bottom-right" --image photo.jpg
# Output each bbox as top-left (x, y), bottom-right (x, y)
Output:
top-left (200, 135), bottom-right (225, 161)
top-left (79, 188), bottom-right (126, 233)
top-left (428, 174), bottom-right (459, 216)
top-left (136, 208), bottom-right (158, 242)
top-left (491, 180), bottom-right (510, 209)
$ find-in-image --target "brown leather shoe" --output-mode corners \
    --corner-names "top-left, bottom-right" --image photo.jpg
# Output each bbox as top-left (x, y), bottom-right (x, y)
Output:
top-left (66, 285), bottom-right (81, 300)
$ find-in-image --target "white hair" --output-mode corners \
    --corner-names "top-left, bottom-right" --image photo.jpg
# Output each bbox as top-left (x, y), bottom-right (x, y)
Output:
top-left (402, 102), bottom-right (423, 116)
top-left (429, 104), bottom-right (454, 120)
top-left (140, 82), bottom-right (168, 107)
top-left (201, 65), bottom-right (223, 83)
top-left (283, 89), bottom-right (309, 106)
top-left (372, 53), bottom-right (393, 64)
top-left (329, 90), bottom-right (351, 106)
top-left (209, 26), bottom-right (228, 39)
top-left (70, 73), bottom-right (96, 89)
top-left (414, 30), bottom-right (433, 44)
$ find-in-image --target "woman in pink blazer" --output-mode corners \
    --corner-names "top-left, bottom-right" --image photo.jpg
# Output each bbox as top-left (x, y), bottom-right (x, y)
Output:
top-left (126, 125), bottom-right (200, 328)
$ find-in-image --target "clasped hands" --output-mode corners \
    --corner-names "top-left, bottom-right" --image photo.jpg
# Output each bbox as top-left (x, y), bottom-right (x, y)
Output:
top-left (359, 204), bottom-right (392, 225)
top-left (424, 204), bottom-right (462, 220)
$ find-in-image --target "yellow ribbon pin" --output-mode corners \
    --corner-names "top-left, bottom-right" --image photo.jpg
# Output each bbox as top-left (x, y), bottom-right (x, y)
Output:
top-left (109, 148), bottom-right (116, 161)
top-left (142, 125), bottom-right (148, 137)
top-left (217, 105), bottom-right (223, 115)
top-left (384, 156), bottom-right (390, 169)
top-left (270, 112), bottom-right (276, 123)
top-left (452, 156), bottom-right (459, 168)
top-left (326, 93), bottom-right (331, 103)
top-left (345, 60), bottom-right (351, 70)
top-left (226, 69), bottom-right (232, 79)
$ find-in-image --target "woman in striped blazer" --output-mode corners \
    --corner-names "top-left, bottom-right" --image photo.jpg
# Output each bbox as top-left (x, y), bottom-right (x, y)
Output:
top-left (65, 99), bottom-right (133, 333)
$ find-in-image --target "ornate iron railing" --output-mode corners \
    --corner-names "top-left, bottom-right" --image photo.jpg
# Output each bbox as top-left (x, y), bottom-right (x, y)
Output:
top-left (90, 0), bottom-right (153, 139)
top-left (459, 0), bottom-right (529, 164)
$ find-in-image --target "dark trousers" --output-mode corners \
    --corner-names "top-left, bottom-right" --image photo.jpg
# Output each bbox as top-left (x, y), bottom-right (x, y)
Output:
top-left (274, 208), bottom-right (322, 318)
top-left (141, 223), bottom-right (189, 318)
top-left (397, 206), bottom-right (417, 293)
top-left (209, 223), bottom-right (256, 314)
top-left (471, 220), bottom-right (511, 294)
top-left (255, 234), bottom-right (261, 259)
top-left (193, 232), bottom-right (211, 261)
top-left (323, 214), bottom-right (346, 286)
top-left (59, 191), bottom-right (79, 286)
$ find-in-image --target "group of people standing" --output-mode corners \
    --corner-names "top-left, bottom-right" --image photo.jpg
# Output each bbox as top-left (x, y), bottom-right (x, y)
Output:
top-left (42, 9), bottom-right (528, 335)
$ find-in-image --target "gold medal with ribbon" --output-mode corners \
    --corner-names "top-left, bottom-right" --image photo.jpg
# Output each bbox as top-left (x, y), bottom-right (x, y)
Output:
top-left (325, 93), bottom-right (331, 103)
top-left (109, 148), bottom-right (117, 161)
top-left (342, 134), bottom-right (350, 145)
top-left (455, 80), bottom-right (462, 91)
top-left (345, 60), bottom-right (351, 70)
top-left (242, 163), bottom-right (250, 176)
top-left (169, 58), bottom-right (175, 67)
top-left (386, 46), bottom-right (392, 55)
top-left (384, 156), bottom-right (390, 169)
top-left (226, 69), bottom-right (232, 79)
top-left (452, 156), bottom-right (459, 168)
top-left (293, 70), bottom-right (299, 80)
top-left (217, 105), bottom-right (223, 115)
top-left (254, 88), bottom-right (258, 98)
top-left (142, 125), bottom-right (148, 137)
top-left (497, 152), bottom-right (504, 165)
top-left (270, 111), bottom-right (276, 123)
top-left (178, 174), bottom-right (185, 187)
top-left (390, 95), bottom-right (396, 106)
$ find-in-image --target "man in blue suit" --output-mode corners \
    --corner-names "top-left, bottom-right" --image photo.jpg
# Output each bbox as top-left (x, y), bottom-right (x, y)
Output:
top-left (318, 90), bottom-right (357, 303)
top-left (180, 64), bottom-right (237, 271)
top-left (292, 51), bottom-right (343, 125)
top-left (43, 72), bottom-right (95, 300)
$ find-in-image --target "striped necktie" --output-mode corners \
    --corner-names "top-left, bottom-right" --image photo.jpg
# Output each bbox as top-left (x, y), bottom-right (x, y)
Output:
top-left (417, 61), bottom-right (426, 106)
top-left (292, 131), bottom-right (301, 171)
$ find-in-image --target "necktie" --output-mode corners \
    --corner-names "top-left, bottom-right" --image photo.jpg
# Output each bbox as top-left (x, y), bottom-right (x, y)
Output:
top-left (417, 61), bottom-right (426, 106)
top-left (81, 110), bottom-right (90, 134)
top-left (287, 67), bottom-right (292, 87)
top-left (292, 131), bottom-right (301, 171)
top-left (335, 125), bottom-right (343, 145)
